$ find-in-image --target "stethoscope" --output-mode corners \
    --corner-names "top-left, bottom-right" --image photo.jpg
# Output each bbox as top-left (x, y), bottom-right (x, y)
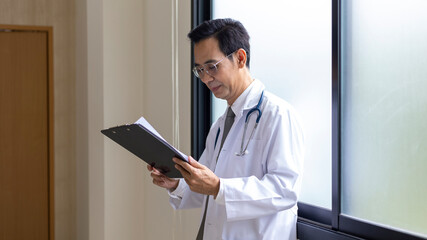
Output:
top-left (214, 90), bottom-right (264, 156)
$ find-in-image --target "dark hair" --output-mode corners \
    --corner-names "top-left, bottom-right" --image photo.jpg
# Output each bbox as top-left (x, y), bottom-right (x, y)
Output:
top-left (188, 18), bottom-right (251, 68)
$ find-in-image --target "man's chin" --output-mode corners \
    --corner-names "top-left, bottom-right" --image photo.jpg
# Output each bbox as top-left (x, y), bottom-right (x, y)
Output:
top-left (212, 91), bottom-right (225, 100)
top-left (212, 87), bottom-right (231, 101)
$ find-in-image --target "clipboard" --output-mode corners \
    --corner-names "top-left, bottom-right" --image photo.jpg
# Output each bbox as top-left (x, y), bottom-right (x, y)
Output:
top-left (101, 120), bottom-right (187, 178)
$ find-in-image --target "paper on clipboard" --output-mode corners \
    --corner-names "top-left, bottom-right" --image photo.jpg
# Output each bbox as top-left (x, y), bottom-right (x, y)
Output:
top-left (134, 116), bottom-right (188, 160)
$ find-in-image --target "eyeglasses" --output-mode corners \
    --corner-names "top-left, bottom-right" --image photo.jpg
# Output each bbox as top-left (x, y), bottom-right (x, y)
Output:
top-left (192, 52), bottom-right (235, 79)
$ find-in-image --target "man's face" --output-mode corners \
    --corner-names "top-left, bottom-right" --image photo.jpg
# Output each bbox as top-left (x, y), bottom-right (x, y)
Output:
top-left (194, 37), bottom-right (239, 104)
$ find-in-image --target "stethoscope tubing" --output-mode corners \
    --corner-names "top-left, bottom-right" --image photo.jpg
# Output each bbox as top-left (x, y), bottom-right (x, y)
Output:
top-left (214, 90), bottom-right (264, 156)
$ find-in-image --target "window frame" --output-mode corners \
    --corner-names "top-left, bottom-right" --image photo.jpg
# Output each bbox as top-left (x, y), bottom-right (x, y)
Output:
top-left (191, 0), bottom-right (426, 239)
top-left (191, 0), bottom-right (213, 159)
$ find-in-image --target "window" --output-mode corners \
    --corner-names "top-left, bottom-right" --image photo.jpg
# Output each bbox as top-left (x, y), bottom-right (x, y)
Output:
top-left (341, 0), bottom-right (427, 237)
top-left (212, 0), bottom-right (332, 210)
top-left (191, 0), bottom-right (427, 239)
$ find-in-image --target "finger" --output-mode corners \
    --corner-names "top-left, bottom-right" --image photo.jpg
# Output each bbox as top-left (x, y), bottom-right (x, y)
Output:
top-left (173, 157), bottom-right (194, 173)
top-left (151, 170), bottom-right (162, 177)
top-left (151, 167), bottom-right (162, 175)
top-left (175, 163), bottom-right (191, 179)
top-left (151, 172), bottom-right (164, 181)
top-left (187, 156), bottom-right (204, 168)
top-left (147, 164), bottom-right (153, 171)
top-left (151, 168), bottom-right (169, 180)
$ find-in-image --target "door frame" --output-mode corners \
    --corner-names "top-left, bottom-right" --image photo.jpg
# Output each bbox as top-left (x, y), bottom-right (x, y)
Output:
top-left (0, 24), bottom-right (54, 240)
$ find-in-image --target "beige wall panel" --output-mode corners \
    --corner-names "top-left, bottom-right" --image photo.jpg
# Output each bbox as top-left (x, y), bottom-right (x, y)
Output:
top-left (175, 0), bottom-right (201, 239)
top-left (75, 0), bottom-right (89, 239)
top-left (142, 1), bottom-right (175, 239)
top-left (142, 0), bottom-right (199, 239)
top-left (103, 0), bottom-right (145, 239)
top-left (0, 0), bottom-right (76, 240)
top-left (75, 0), bottom-right (197, 239)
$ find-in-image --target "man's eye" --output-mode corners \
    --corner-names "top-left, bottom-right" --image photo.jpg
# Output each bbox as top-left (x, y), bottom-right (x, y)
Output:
top-left (207, 64), bottom-right (216, 71)
top-left (196, 68), bottom-right (204, 74)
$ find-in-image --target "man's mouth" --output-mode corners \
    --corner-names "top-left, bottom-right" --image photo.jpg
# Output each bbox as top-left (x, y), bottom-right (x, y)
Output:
top-left (211, 85), bottom-right (220, 92)
top-left (209, 82), bottom-right (221, 92)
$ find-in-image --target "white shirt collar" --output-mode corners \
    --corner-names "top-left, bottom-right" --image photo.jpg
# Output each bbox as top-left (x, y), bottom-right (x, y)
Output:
top-left (229, 79), bottom-right (265, 119)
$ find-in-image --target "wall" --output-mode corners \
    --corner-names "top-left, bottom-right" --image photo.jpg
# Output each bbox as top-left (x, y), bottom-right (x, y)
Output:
top-left (103, 0), bottom-right (145, 239)
top-left (0, 0), bottom-right (198, 239)
top-left (75, 0), bottom-right (103, 238)
top-left (76, 0), bottom-right (199, 239)
top-left (0, 1), bottom-right (76, 239)
top-left (142, 0), bottom-right (200, 239)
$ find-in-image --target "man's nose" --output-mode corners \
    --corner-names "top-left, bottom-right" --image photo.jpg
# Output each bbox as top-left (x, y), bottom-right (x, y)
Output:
top-left (200, 72), bottom-right (214, 84)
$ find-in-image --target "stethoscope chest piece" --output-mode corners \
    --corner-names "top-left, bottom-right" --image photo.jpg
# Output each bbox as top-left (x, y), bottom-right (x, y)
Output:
top-left (235, 150), bottom-right (249, 156)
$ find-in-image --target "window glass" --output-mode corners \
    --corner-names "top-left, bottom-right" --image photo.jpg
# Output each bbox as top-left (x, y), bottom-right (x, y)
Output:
top-left (341, 0), bottom-right (427, 236)
top-left (212, 0), bottom-right (332, 208)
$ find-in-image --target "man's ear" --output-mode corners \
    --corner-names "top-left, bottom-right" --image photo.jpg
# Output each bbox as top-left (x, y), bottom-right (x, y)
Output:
top-left (236, 48), bottom-right (247, 68)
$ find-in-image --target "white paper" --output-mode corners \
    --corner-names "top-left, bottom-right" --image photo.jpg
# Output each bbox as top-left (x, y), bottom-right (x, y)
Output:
top-left (135, 116), bottom-right (165, 141)
top-left (135, 116), bottom-right (188, 161)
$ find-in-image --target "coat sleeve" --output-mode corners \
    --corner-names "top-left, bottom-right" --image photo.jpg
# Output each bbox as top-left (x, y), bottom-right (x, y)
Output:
top-left (169, 178), bottom-right (204, 210)
top-left (220, 107), bottom-right (304, 221)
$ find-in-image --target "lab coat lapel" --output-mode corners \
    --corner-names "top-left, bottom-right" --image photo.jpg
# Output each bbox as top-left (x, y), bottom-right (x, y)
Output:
top-left (215, 80), bottom-right (265, 168)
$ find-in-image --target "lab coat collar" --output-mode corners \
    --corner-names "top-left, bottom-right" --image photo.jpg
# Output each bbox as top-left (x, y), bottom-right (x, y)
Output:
top-left (230, 79), bottom-right (265, 120)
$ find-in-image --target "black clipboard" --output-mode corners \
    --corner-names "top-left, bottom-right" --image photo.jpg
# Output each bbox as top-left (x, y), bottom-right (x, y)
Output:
top-left (101, 123), bottom-right (187, 178)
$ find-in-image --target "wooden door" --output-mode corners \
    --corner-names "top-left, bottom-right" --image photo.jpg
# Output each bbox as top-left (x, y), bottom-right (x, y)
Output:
top-left (0, 26), bottom-right (54, 240)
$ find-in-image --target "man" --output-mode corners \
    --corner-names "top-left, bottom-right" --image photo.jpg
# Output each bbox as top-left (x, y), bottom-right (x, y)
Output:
top-left (148, 18), bottom-right (304, 240)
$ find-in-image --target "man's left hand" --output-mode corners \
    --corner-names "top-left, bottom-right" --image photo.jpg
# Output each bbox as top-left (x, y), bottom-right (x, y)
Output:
top-left (173, 156), bottom-right (220, 197)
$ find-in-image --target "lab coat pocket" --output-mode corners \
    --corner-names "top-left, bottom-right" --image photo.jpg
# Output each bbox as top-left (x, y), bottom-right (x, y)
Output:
top-left (232, 139), bottom-right (266, 178)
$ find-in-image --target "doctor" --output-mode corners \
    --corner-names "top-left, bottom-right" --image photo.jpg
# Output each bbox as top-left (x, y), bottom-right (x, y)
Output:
top-left (148, 18), bottom-right (304, 240)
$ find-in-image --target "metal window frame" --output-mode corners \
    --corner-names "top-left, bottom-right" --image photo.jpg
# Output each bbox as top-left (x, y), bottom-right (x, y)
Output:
top-left (331, 0), bottom-right (342, 232)
top-left (191, 0), bottom-right (426, 239)
top-left (191, 0), bottom-right (213, 159)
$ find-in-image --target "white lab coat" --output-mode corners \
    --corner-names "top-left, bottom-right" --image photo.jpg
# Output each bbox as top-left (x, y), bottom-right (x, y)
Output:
top-left (169, 79), bottom-right (304, 240)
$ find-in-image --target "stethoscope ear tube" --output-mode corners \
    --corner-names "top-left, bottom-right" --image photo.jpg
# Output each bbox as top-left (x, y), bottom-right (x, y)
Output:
top-left (236, 90), bottom-right (264, 156)
top-left (245, 91), bottom-right (264, 123)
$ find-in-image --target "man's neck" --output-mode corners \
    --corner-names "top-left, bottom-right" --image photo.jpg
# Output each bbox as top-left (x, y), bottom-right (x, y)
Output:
top-left (227, 71), bottom-right (253, 106)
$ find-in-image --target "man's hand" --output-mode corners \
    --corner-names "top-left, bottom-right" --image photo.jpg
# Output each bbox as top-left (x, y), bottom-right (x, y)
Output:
top-left (173, 156), bottom-right (220, 197)
top-left (147, 164), bottom-right (179, 191)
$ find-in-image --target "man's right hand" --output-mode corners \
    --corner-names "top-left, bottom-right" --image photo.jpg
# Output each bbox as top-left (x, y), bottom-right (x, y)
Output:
top-left (147, 164), bottom-right (179, 191)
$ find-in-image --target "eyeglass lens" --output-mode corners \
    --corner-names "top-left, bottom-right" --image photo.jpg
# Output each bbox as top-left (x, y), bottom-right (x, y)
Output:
top-left (193, 63), bottom-right (218, 79)
top-left (193, 51), bottom-right (236, 79)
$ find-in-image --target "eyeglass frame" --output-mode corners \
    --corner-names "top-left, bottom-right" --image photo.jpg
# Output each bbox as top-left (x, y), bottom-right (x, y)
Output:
top-left (192, 51), bottom-right (236, 79)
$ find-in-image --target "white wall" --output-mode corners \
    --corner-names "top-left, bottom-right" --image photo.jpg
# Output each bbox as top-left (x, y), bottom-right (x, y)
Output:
top-left (76, 0), bottom-right (199, 239)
